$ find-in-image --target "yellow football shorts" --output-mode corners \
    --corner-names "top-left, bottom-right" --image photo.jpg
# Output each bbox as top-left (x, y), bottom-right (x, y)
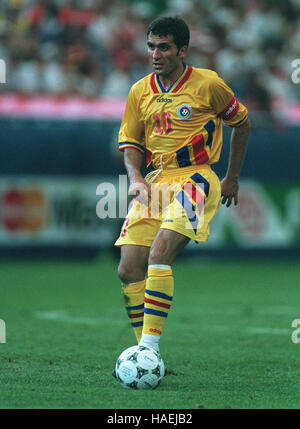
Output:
top-left (114, 164), bottom-right (221, 247)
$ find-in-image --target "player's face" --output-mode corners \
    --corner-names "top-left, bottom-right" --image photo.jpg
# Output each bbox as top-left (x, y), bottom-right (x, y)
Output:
top-left (147, 33), bottom-right (187, 78)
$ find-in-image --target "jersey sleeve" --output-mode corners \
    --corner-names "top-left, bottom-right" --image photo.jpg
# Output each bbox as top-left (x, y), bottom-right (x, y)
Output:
top-left (210, 77), bottom-right (248, 128)
top-left (118, 84), bottom-right (145, 153)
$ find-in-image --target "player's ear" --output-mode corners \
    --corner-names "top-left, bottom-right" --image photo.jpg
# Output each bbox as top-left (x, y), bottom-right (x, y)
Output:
top-left (178, 45), bottom-right (188, 59)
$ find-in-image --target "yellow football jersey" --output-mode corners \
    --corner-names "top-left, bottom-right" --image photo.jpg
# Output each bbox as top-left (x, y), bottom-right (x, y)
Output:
top-left (118, 65), bottom-right (248, 171)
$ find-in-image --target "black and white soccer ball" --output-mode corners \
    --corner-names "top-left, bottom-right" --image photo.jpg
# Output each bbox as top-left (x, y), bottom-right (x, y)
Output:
top-left (115, 345), bottom-right (165, 389)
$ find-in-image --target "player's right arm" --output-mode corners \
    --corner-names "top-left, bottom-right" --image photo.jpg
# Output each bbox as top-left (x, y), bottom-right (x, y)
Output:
top-left (124, 148), bottom-right (150, 205)
top-left (118, 83), bottom-right (149, 205)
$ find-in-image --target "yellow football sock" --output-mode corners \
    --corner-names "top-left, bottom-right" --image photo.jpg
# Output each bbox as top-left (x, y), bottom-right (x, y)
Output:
top-left (122, 280), bottom-right (146, 343)
top-left (142, 265), bottom-right (174, 340)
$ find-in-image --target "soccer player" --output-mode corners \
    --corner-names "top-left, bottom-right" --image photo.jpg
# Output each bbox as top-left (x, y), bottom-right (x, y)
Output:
top-left (114, 17), bottom-right (250, 355)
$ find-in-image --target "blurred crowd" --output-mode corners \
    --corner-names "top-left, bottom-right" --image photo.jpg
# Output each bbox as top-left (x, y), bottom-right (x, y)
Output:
top-left (0, 0), bottom-right (300, 114)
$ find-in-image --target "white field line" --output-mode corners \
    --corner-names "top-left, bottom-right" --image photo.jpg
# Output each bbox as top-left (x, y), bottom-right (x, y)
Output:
top-left (254, 306), bottom-right (300, 316)
top-left (203, 306), bottom-right (300, 316)
top-left (245, 327), bottom-right (291, 335)
top-left (35, 310), bottom-right (294, 336)
top-left (35, 310), bottom-right (105, 326)
top-left (212, 325), bottom-right (291, 335)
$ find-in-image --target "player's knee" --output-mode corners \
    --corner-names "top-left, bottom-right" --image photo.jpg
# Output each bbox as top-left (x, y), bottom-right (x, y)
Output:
top-left (149, 245), bottom-right (170, 265)
top-left (117, 264), bottom-right (129, 284)
top-left (117, 263), bottom-right (146, 285)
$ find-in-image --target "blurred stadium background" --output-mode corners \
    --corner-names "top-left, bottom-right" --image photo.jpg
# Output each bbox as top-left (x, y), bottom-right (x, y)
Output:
top-left (0, 0), bottom-right (299, 259)
top-left (0, 0), bottom-right (300, 409)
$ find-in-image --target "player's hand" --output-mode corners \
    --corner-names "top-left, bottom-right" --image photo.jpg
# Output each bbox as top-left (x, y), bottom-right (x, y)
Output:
top-left (128, 180), bottom-right (150, 206)
top-left (220, 176), bottom-right (239, 207)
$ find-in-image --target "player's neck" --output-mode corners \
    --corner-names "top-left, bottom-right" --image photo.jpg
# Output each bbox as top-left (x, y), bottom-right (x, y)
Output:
top-left (158, 62), bottom-right (185, 91)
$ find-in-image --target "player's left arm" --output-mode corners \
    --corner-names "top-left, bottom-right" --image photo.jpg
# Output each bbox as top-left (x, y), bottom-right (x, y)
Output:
top-left (221, 119), bottom-right (251, 207)
top-left (209, 76), bottom-right (251, 207)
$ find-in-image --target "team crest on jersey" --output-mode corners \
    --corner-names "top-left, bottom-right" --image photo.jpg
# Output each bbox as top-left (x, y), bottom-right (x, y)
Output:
top-left (177, 104), bottom-right (192, 120)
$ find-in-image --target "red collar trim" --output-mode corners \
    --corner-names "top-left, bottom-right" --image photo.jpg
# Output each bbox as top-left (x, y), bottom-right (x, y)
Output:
top-left (172, 66), bottom-right (193, 93)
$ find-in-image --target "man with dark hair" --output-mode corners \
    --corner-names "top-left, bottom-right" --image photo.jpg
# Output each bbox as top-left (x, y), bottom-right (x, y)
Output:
top-left (114, 16), bottom-right (250, 356)
top-left (147, 16), bottom-right (190, 52)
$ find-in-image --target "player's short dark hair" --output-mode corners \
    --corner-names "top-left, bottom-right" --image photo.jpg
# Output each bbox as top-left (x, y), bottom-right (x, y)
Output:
top-left (147, 16), bottom-right (190, 51)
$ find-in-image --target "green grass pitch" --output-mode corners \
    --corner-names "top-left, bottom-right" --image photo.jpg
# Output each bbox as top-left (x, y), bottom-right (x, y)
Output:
top-left (0, 253), bottom-right (300, 409)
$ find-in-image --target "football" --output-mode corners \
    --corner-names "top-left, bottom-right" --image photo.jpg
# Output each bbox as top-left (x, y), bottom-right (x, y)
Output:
top-left (115, 345), bottom-right (165, 389)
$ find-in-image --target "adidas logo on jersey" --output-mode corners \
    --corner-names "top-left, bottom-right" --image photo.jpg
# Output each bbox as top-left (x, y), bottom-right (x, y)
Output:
top-left (156, 96), bottom-right (173, 103)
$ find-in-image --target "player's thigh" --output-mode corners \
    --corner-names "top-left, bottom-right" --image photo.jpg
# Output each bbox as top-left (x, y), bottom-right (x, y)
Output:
top-left (161, 168), bottom-right (221, 243)
top-left (202, 169), bottom-right (221, 222)
top-left (115, 198), bottom-right (161, 248)
top-left (118, 244), bottom-right (150, 284)
top-left (149, 229), bottom-right (190, 266)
